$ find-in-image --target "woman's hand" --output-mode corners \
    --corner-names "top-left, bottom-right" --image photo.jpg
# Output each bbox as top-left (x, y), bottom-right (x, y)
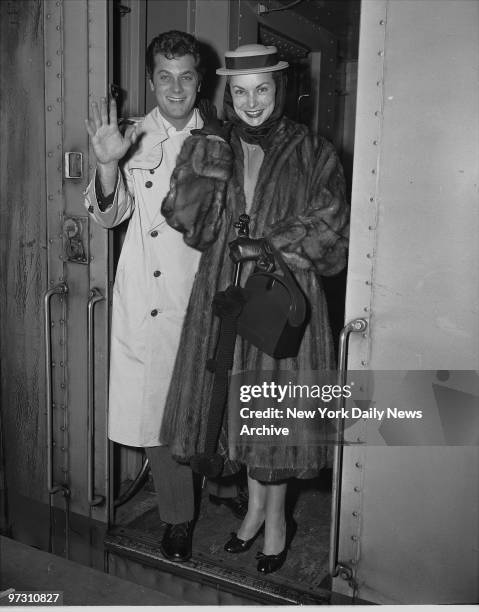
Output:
top-left (84, 98), bottom-right (138, 165)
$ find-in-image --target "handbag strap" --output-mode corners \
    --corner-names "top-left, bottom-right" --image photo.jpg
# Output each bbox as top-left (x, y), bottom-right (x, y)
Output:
top-left (263, 239), bottom-right (307, 327)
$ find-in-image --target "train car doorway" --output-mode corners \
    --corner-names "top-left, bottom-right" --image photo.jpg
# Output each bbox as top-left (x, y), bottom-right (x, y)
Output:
top-left (103, 0), bottom-right (359, 605)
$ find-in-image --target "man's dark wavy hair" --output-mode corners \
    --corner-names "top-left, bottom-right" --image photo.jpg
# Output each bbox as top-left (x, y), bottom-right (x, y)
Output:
top-left (146, 30), bottom-right (201, 79)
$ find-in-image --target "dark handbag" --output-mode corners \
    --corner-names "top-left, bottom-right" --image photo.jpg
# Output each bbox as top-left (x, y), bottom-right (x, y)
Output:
top-left (237, 242), bottom-right (308, 359)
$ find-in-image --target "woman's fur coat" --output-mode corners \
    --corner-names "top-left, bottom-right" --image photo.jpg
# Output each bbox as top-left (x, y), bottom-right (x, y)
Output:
top-left (160, 117), bottom-right (350, 476)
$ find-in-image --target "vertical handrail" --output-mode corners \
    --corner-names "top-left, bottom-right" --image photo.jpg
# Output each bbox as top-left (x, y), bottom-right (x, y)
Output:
top-left (329, 318), bottom-right (368, 580)
top-left (44, 282), bottom-right (69, 495)
top-left (87, 288), bottom-right (106, 506)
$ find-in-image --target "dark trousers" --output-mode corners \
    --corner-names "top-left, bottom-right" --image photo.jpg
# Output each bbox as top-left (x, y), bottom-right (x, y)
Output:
top-left (145, 446), bottom-right (238, 524)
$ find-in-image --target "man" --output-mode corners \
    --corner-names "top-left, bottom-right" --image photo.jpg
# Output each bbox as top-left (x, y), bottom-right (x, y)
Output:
top-left (84, 31), bottom-right (245, 562)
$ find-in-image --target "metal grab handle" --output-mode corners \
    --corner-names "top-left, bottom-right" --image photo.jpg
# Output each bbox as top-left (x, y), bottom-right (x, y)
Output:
top-left (329, 318), bottom-right (368, 579)
top-left (44, 282), bottom-right (69, 495)
top-left (87, 288), bottom-right (106, 506)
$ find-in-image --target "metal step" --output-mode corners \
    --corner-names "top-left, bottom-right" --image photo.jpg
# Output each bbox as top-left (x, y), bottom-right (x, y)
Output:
top-left (105, 526), bottom-right (336, 605)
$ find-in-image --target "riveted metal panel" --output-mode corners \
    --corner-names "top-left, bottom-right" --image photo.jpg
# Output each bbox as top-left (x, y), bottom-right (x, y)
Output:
top-left (86, 0), bottom-right (110, 526)
top-left (338, 0), bottom-right (479, 603)
top-left (43, 0), bottom-right (70, 507)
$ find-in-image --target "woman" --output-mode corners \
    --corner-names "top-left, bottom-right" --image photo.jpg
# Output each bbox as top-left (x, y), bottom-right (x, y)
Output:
top-left (160, 44), bottom-right (349, 573)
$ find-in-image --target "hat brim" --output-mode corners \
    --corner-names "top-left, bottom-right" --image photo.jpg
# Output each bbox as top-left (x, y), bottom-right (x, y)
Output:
top-left (216, 61), bottom-right (289, 76)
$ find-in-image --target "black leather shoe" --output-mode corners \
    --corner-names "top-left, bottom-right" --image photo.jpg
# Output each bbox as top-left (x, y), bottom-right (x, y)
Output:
top-left (224, 523), bottom-right (264, 553)
top-left (209, 492), bottom-right (248, 520)
top-left (256, 519), bottom-right (297, 574)
top-left (160, 521), bottom-right (193, 562)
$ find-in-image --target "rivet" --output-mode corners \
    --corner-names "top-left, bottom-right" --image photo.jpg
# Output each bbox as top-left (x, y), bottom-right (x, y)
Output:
top-left (351, 535), bottom-right (359, 542)
top-left (352, 511), bottom-right (359, 517)
top-left (357, 437), bottom-right (363, 442)
top-left (59, 255), bottom-right (63, 260)
top-left (368, 225), bottom-right (375, 230)
top-left (379, 19), bottom-right (386, 25)
top-left (90, 256), bottom-right (94, 261)
top-left (60, 383), bottom-right (66, 389)
top-left (48, 152), bottom-right (53, 157)
top-left (52, 441), bottom-right (56, 447)
top-left (365, 280), bottom-right (371, 285)
top-left (354, 486), bottom-right (361, 492)
top-left (361, 361), bottom-right (367, 366)
top-left (57, 120), bottom-right (63, 126)
top-left (46, 13), bottom-right (51, 19)
top-left (371, 169), bottom-right (376, 174)
top-left (369, 196), bottom-right (374, 202)
top-left (56, 25), bottom-right (61, 31)
top-left (378, 50), bottom-right (384, 56)
top-left (366, 253), bottom-right (372, 258)
top-left (48, 194), bottom-right (54, 200)
top-left (56, 49), bottom-right (62, 56)
top-left (47, 105), bottom-right (52, 111)
top-left (52, 361), bottom-right (56, 367)
top-left (57, 73), bottom-right (62, 79)
top-left (374, 111), bottom-right (381, 117)
top-left (57, 97), bottom-right (62, 103)
top-left (59, 361), bottom-right (64, 367)
top-left (373, 140), bottom-right (378, 145)
top-left (355, 462), bottom-right (362, 468)
top-left (362, 333), bottom-right (368, 338)
top-left (46, 61), bottom-right (52, 67)
top-left (364, 306), bottom-right (369, 312)
top-left (61, 447), bottom-right (66, 451)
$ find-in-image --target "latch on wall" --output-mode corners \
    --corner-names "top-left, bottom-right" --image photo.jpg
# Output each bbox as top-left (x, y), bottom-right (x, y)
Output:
top-left (63, 216), bottom-right (89, 264)
top-left (64, 152), bottom-right (83, 179)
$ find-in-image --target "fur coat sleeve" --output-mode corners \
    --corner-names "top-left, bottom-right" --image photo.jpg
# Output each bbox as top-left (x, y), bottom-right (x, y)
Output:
top-left (265, 139), bottom-right (349, 276)
top-left (161, 134), bottom-right (233, 250)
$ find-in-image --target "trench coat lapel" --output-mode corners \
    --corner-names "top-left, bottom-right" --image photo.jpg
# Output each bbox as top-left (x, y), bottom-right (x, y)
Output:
top-left (127, 108), bottom-right (168, 171)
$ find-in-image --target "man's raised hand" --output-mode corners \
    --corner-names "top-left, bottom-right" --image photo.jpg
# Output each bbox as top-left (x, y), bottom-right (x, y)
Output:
top-left (84, 98), bottom-right (138, 165)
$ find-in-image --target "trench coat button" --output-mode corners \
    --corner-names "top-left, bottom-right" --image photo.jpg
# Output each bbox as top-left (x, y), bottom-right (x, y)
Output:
top-left (88, 205), bottom-right (94, 213)
top-left (151, 309), bottom-right (158, 317)
top-left (150, 230), bottom-right (158, 237)
top-left (153, 270), bottom-right (161, 277)
top-left (145, 180), bottom-right (153, 188)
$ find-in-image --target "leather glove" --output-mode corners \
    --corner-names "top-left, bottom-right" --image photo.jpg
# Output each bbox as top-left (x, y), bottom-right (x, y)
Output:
top-left (192, 99), bottom-right (232, 141)
top-left (229, 236), bottom-right (273, 266)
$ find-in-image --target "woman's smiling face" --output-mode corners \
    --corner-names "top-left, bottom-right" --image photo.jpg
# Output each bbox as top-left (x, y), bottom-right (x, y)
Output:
top-left (229, 72), bottom-right (276, 127)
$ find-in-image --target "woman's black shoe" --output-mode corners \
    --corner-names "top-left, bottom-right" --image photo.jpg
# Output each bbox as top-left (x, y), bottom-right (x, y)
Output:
top-left (224, 524), bottom-right (264, 553)
top-left (256, 519), bottom-right (297, 574)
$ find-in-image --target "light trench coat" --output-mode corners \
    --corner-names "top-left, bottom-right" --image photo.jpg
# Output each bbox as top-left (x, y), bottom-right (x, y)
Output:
top-left (84, 107), bottom-right (203, 446)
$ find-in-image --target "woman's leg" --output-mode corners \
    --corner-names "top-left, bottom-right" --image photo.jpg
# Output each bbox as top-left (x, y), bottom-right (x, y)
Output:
top-left (263, 482), bottom-right (287, 555)
top-left (236, 474), bottom-right (266, 540)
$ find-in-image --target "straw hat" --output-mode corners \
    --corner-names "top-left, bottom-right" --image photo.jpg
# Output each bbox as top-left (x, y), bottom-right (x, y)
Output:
top-left (216, 44), bottom-right (288, 76)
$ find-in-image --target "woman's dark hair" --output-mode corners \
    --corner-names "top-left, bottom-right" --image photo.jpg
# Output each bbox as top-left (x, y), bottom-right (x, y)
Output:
top-left (146, 30), bottom-right (201, 79)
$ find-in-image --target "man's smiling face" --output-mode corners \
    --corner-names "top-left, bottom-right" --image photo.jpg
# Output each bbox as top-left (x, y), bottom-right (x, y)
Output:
top-left (149, 53), bottom-right (199, 130)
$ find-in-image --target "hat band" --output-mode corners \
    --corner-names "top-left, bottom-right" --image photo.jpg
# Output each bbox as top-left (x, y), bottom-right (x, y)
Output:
top-left (225, 52), bottom-right (279, 71)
